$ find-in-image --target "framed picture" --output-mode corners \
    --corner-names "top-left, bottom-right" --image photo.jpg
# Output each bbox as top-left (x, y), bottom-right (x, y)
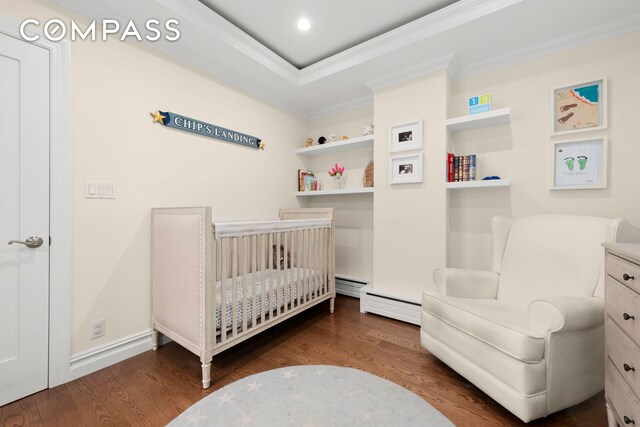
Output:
top-left (550, 137), bottom-right (607, 190)
top-left (551, 78), bottom-right (607, 136)
top-left (389, 154), bottom-right (423, 184)
top-left (389, 120), bottom-right (423, 152)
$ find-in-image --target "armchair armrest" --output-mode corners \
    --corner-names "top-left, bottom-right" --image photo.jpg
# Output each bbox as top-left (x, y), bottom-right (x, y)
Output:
top-left (432, 268), bottom-right (499, 298)
top-left (527, 297), bottom-right (604, 334)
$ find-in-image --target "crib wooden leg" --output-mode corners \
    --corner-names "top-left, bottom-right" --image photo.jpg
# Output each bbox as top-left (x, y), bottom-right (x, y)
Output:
top-left (151, 330), bottom-right (159, 351)
top-left (330, 297), bottom-right (335, 314)
top-left (201, 362), bottom-right (212, 389)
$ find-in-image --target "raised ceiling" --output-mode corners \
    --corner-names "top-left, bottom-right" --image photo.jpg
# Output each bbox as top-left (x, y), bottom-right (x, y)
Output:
top-left (51, 0), bottom-right (640, 119)
top-left (199, 0), bottom-right (459, 68)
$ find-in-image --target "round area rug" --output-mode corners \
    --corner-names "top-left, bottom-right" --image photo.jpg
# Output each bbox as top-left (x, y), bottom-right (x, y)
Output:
top-left (168, 365), bottom-right (453, 426)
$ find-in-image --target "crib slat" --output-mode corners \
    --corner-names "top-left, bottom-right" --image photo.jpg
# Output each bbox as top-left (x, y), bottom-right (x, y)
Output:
top-left (322, 227), bottom-right (328, 296)
top-left (304, 229), bottom-right (309, 304)
top-left (260, 234), bottom-right (266, 325)
top-left (272, 233), bottom-right (282, 316)
top-left (284, 231), bottom-right (291, 313)
top-left (296, 230), bottom-right (304, 307)
top-left (220, 238), bottom-right (228, 343)
top-left (311, 228), bottom-right (317, 300)
top-left (241, 236), bottom-right (248, 333)
top-left (215, 236), bottom-right (222, 344)
top-left (251, 234), bottom-right (257, 328)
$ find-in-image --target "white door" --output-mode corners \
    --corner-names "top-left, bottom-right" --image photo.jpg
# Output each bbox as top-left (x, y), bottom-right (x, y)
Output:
top-left (0, 32), bottom-right (50, 406)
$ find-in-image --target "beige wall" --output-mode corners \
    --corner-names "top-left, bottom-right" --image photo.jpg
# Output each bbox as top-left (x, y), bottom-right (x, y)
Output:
top-left (305, 106), bottom-right (374, 282)
top-left (373, 72), bottom-right (449, 300)
top-left (2, 0), bottom-right (308, 354)
top-left (449, 32), bottom-right (640, 270)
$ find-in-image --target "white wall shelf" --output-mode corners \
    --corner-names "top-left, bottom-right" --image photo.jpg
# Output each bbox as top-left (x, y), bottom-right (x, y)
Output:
top-left (446, 179), bottom-right (510, 189)
top-left (295, 135), bottom-right (374, 156)
top-left (295, 187), bottom-right (374, 196)
top-left (445, 108), bottom-right (511, 132)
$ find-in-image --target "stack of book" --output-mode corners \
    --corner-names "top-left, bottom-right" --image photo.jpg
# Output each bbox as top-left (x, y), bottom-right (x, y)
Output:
top-left (298, 170), bottom-right (318, 191)
top-left (447, 153), bottom-right (476, 182)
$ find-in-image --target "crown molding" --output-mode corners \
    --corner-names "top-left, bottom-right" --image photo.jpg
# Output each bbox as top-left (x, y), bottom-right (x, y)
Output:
top-left (455, 13), bottom-right (640, 80)
top-left (364, 53), bottom-right (455, 92)
top-left (157, 0), bottom-right (299, 84)
top-left (298, 0), bottom-right (524, 86)
top-left (307, 95), bottom-right (373, 121)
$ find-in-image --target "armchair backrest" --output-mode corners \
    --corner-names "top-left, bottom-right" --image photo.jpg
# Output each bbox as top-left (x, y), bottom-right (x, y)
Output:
top-left (494, 215), bottom-right (632, 308)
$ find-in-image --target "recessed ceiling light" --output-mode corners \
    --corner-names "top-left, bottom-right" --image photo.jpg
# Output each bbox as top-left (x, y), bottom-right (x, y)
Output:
top-left (297, 18), bottom-right (310, 32)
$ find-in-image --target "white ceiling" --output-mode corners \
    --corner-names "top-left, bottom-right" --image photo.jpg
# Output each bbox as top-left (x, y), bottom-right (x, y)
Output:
top-left (199, 0), bottom-right (459, 68)
top-left (51, 0), bottom-right (640, 119)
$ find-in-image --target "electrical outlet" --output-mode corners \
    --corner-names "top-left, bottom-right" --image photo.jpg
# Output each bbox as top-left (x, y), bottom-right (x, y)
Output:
top-left (90, 319), bottom-right (105, 340)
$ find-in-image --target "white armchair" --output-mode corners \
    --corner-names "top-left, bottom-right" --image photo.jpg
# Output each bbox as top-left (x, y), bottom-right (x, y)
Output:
top-left (421, 215), bottom-right (640, 423)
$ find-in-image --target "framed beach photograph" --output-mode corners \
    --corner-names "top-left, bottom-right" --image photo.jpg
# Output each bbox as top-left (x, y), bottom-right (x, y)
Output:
top-left (389, 120), bottom-right (423, 152)
top-left (389, 154), bottom-right (423, 184)
top-left (551, 78), bottom-right (607, 136)
top-left (550, 137), bottom-right (607, 190)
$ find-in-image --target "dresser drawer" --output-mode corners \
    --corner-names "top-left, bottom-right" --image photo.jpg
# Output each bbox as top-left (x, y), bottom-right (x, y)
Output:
top-left (607, 319), bottom-right (640, 397)
top-left (607, 252), bottom-right (640, 293)
top-left (607, 359), bottom-right (640, 427)
top-left (606, 278), bottom-right (640, 343)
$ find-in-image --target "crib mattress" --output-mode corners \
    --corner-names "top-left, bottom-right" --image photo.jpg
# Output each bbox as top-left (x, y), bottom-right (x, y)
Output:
top-left (215, 268), bottom-right (323, 332)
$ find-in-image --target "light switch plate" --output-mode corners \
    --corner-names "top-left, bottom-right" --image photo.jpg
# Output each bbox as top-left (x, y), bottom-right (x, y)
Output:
top-left (85, 180), bottom-right (116, 199)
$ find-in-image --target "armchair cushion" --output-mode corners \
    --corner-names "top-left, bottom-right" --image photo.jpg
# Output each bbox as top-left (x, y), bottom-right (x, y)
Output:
top-left (527, 296), bottom-right (605, 335)
top-left (422, 292), bottom-right (545, 363)
top-left (432, 268), bottom-right (499, 298)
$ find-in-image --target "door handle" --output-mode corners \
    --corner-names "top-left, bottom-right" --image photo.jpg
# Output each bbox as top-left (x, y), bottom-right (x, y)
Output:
top-left (8, 236), bottom-right (44, 248)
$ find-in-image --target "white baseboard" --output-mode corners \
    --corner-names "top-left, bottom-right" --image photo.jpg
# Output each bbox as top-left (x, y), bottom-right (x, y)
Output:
top-left (68, 329), bottom-right (154, 381)
top-left (335, 275), bottom-right (368, 298)
top-left (359, 284), bottom-right (421, 325)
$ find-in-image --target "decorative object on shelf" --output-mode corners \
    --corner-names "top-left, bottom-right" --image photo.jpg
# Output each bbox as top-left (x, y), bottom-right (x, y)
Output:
top-left (389, 154), bottom-right (423, 185)
top-left (363, 160), bottom-right (374, 188)
top-left (342, 135), bottom-right (349, 140)
top-left (551, 78), bottom-right (607, 135)
top-left (361, 123), bottom-right (374, 136)
top-left (150, 110), bottom-right (263, 150)
top-left (448, 153), bottom-right (476, 182)
top-left (468, 94), bottom-right (492, 115)
top-left (328, 163), bottom-right (345, 189)
top-left (550, 137), bottom-right (607, 190)
top-left (329, 134), bottom-right (337, 142)
top-left (389, 120), bottom-right (423, 153)
top-left (318, 136), bottom-right (327, 145)
top-left (481, 176), bottom-right (501, 180)
top-left (304, 137), bottom-right (313, 147)
top-left (297, 169), bottom-right (316, 191)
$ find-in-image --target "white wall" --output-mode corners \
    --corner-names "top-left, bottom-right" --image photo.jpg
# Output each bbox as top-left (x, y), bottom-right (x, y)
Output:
top-left (373, 72), bottom-right (449, 300)
top-left (2, 0), bottom-right (308, 354)
top-left (304, 106), bottom-right (374, 282)
top-left (449, 32), bottom-right (640, 270)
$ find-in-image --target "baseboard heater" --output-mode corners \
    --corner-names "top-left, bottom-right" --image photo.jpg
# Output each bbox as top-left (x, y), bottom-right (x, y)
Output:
top-left (359, 284), bottom-right (421, 325)
top-left (335, 275), bottom-right (368, 298)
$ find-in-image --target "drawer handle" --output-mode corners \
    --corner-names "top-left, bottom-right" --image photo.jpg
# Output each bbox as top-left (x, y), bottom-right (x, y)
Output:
top-left (624, 363), bottom-right (636, 372)
top-left (624, 313), bottom-right (636, 321)
top-left (624, 415), bottom-right (635, 425)
top-left (624, 273), bottom-right (636, 281)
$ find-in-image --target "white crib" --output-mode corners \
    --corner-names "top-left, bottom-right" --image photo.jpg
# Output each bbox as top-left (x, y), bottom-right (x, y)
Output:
top-left (150, 207), bottom-right (335, 388)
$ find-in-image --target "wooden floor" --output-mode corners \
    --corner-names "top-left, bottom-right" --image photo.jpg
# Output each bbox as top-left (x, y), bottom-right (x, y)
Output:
top-left (1, 296), bottom-right (606, 426)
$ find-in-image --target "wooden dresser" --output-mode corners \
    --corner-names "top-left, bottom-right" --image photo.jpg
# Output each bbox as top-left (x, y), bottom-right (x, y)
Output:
top-left (605, 243), bottom-right (640, 427)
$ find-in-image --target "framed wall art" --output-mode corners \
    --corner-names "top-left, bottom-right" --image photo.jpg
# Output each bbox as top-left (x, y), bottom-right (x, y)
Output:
top-left (389, 120), bottom-right (423, 153)
top-left (551, 78), bottom-right (607, 136)
top-left (550, 137), bottom-right (607, 190)
top-left (389, 154), bottom-right (423, 185)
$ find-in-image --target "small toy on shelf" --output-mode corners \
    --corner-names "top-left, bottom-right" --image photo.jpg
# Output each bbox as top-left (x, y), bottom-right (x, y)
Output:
top-left (342, 135), bottom-right (349, 140)
top-left (318, 136), bottom-right (327, 145)
top-left (361, 123), bottom-right (374, 136)
top-left (304, 137), bottom-right (313, 147)
top-left (329, 134), bottom-right (337, 142)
